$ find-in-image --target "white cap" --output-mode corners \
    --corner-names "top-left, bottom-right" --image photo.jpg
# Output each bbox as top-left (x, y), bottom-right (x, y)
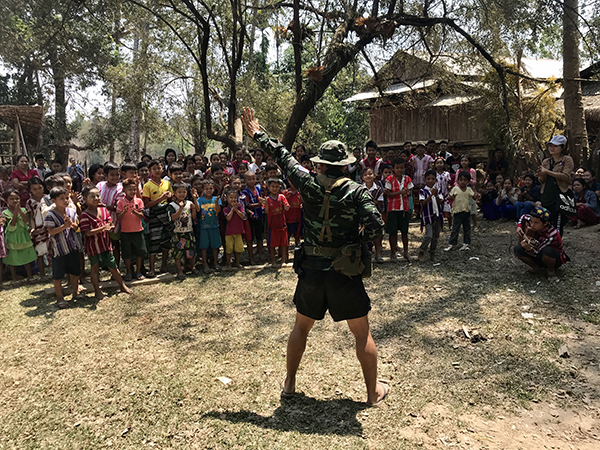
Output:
top-left (548, 135), bottom-right (567, 146)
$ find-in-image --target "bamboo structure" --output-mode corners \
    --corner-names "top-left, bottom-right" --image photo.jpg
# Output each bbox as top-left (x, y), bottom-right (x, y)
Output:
top-left (0, 105), bottom-right (44, 163)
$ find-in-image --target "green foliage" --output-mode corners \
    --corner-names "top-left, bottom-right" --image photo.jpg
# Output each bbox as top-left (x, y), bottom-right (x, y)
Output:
top-left (479, 64), bottom-right (562, 168)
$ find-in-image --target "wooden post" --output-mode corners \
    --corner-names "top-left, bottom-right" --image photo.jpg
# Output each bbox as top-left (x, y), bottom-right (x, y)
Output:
top-left (14, 123), bottom-right (20, 161)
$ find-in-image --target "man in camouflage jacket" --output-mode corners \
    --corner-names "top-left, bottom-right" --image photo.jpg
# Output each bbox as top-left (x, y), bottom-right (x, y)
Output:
top-left (242, 107), bottom-right (389, 406)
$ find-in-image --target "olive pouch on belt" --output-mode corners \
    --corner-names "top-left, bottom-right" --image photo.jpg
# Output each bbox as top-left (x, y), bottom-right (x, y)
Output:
top-left (332, 243), bottom-right (365, 277)
top-left (360, 243), bottom-right (373, 278)
top-left (292, 242), bottom-right (306, 278)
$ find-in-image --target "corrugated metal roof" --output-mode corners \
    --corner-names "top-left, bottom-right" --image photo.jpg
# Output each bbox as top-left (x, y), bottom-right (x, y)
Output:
top-left (426, 95), bottom-right (479, 107)
top-left (343, 79), bottom-right (437, 103)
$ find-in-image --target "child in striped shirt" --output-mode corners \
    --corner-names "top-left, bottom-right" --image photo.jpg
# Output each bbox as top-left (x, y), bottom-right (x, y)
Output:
top-left (80, 186), bottom-right (132, 300)
top-left (44, 187), bottom-right (82, 309)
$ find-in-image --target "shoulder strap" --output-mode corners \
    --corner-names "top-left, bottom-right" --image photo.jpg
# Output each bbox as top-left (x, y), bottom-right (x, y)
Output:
top-left (316, 175), bottom-right (350, 243)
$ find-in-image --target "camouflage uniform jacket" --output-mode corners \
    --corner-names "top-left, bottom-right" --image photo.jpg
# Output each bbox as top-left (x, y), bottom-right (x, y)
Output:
top-left (255, 132), bottom-right (385, 269)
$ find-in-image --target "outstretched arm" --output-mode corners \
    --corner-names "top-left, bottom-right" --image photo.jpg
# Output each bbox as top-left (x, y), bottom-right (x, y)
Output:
top-left (242, 107), bottom-right (316, 194)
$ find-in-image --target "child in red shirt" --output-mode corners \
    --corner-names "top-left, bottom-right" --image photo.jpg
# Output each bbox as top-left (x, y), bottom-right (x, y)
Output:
top-left (80, 186), bottom-right (132, 300)
top-left (285, 183), bottom-right (302, 248)
top-left (262, 178), bottom-right (290, 266)
top-left (223, 187), bottom-right (246, 270)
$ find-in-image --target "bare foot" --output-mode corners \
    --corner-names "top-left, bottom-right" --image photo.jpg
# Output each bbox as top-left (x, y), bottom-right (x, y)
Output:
top-left (403, 252), bottom-right (411, 262)
top-left (527, 266), bottom-right (541, 275)
top-left (367, 382), bottom-right (390, 406)
top-left (95, 292), bottom-right (106, 301)
top-left (281, 375), bottom-right (295, 397)
top-left (121, 286), bottom-right (133, 294)
top-left (547, 272), bottom-right (559, 282)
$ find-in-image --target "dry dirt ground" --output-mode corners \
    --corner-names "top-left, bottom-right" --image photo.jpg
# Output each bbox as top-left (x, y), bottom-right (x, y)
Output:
top-left (0, 219), bottom-right (599, 449)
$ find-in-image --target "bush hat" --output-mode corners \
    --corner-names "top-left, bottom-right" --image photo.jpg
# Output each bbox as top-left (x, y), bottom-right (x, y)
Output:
top-left (310, 140), bottom-right (356, 166)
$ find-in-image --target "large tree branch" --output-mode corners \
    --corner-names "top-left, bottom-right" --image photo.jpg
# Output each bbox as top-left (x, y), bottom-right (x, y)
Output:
top-left (292, 0), bottom-right (303, 96)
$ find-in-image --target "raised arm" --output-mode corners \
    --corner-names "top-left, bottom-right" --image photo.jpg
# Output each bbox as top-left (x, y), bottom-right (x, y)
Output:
top-left (242, 107), bottom-right (316, 194)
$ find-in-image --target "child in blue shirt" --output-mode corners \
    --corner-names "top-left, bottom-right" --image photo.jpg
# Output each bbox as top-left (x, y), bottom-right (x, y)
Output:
top-left (197, 179), bottom-right (221, 273)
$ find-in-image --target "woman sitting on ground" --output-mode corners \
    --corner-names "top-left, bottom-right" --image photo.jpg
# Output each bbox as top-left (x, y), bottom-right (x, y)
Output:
top-left (569, 177), bottom-right (600, 228)
top-left (514, 173), bottom-right (541, 220)
top-left (494, 178), bottom-right (518, 219)
top-left (514, 206), bottom-right (569, 282)
top-left (480, 180), bottom-right (500, 220)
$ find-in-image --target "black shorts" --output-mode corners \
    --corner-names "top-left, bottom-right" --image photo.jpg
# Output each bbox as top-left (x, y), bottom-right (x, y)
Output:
top-left (52, 251), bottom-right (82, 280)
top-left (293, 269), bottom-right (371, 322)
top-left (121, 231), bottom-right (148, 260)
top-left (514, 245), bottom-right (563, 269)
top-left (249, 217), bottom-right (264, 241)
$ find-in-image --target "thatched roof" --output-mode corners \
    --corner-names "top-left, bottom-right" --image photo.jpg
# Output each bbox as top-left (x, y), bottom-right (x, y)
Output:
top-left (0, 105), bottom-right (44, 147)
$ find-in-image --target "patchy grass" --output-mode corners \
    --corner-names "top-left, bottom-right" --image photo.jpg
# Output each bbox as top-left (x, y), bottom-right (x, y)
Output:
top-left (0, 220), bottom-right (599, 449)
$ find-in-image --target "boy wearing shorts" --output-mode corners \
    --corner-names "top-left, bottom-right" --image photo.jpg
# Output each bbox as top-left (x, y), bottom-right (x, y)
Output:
top-left (117, 178), bottom-right (148, 280)
top-left (80, 186), bottom-right (132, 300)
top-left (384, 158), bottom-right (413, 262)
top-left (44, 187), bottom-right (82, 308)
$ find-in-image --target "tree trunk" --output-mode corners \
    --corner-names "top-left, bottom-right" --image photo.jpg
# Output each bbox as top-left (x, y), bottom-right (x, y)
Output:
top-left (129, 28), bottom-right (142, 162)
top-left (108, 91), bottom-right (117, 162)
top-left (50, 53), bottom-right (69, 167)
top-left (562, 0), bottom-right (588, 167)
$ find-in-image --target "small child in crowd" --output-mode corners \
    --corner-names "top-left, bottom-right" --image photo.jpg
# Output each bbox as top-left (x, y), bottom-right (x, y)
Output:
top-left (285, 183), bottom-right (302, 249)
top-left (80, 186), bottom-right (132, 300)
top-left (2, 188), bottom-right (37, 279)
top-left (117, 178), bottom-right (148, 280)
top-left (223, 187), bottom-right (246, 270)
top-left (418, 170), bottom-right (444, 262)
top-left (263, 178), bottom-right (290, 266)
top-left (384, 158), bottom-right (413, 262)
top-left (378, 164), bottom-right (392, 225)
top-left (458, 155), bottom-right (478, 228)
top-left (44, 187), bottom-right (82, 308)
top-left (197, 179), bottom-right (222, 273)
top-left (26, 177), bottom-right (50, 277)
top-left (434, 157), bottom-right (452, 230)
top-left (142, 160), bottom-right (173, 277)
top-left (243, 171), bottom-right (264, 262)
top-left (229, 175), bottom-right (254, 264)
top-left (445, 171), bottom-right (479, 251)
top-left (168, 182), bottom-right (200, 280)
top-left (98, 162), bottom-right (124, 266)
top-left (362, 168), bottom-right (384, 262)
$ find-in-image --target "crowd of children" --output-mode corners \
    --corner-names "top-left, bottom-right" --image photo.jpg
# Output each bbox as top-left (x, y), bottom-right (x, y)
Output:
top-left (0, 148), bottom-right (310, 305)
top-left (0, 136), bottom-right (594, 298)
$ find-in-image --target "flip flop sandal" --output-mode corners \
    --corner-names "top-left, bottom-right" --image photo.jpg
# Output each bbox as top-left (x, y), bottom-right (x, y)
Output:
top-left (279, 380), bottom-right (295, 399)
top-left (135, 273), bottom-right (145, 280)
top-left (56, 300), bottom-right (70, 309)
top-left (367, 383), bottom-right (390, 408)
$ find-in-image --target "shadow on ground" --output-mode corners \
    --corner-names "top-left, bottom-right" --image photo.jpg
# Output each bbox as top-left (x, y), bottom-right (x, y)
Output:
top-left (203, 394), bottom-right (368, 436)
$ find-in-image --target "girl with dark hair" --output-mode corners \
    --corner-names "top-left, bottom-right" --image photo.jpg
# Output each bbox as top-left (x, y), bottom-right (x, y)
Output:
top-left (570, 177), bottom-right (600, 228)
top-left (2, 188), bottom-right (36, 279)
top-left (84, 163), bottom-right (105, 188)
top-left (514, 173), bottom-right (541, 219)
